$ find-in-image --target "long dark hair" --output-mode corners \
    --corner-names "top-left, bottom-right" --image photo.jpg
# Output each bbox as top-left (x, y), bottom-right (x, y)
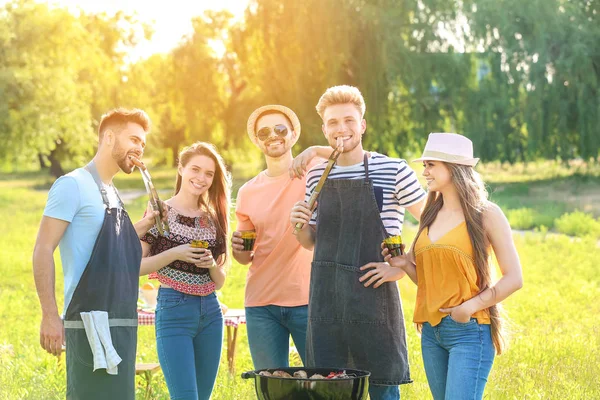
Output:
top-left (414, 162), bottom-right (505, 354)
top-left (175, 142), bottom-right (231, 267)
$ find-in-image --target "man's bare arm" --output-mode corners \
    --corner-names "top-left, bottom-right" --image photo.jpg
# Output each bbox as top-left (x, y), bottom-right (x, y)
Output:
top-left (289, 146), bottom-right (330, 178)
top-left (290, 200), bottom-right (316, 250)
top-left (32, 216), bottom-right (69, 357)
top-left (405, 198), bottom-right (426, 222)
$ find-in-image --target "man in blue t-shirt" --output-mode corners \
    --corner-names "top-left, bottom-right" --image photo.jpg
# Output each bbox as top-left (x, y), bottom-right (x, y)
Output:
top-left (32, 108), bottom-right (164, 399)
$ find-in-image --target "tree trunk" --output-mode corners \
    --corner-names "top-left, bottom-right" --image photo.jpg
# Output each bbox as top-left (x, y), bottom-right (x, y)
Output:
top-left (171, 145), bottom-right (179, 168)
top-left (48, 148), bottom-right (65, 178)
top-left (38, 153), bottom-right (48, 169)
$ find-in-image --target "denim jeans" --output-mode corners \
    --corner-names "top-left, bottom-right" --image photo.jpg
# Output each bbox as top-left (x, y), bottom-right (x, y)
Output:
top-left (421, 316), bottom-right (495, 400)
top-left (369, 384), bottom-right (400, 399)
top-left (155, 288), bottom-right (223, 400)
top-left (245, 305), bottom-right (308, 369)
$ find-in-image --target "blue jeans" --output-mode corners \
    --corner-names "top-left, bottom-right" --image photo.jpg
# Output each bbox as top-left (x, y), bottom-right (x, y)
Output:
top-left (155, 288), bottom-right (223, 400)
top-left (421, 316), bottom-right (495, 400)
top-left (369, 384), bottom-right (400, 399)
top-left (245, 305), bottom-right (308, 369)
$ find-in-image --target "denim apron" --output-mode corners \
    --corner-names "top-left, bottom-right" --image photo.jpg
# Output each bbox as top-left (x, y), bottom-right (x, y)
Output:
top-left (63, 162), bottom-right (142, 400)
top-left (306, 154), bottom-right (411, 385)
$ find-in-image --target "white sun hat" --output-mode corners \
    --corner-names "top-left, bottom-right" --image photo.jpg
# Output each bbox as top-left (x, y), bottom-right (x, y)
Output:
top-left (412, 133), bottom-right (480, 167)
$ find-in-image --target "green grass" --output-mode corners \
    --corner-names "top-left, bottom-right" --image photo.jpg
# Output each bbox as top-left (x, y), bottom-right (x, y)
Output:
top-left (409, 160), bottom-right (600, 231)
top-left (480, 160), bottom-right (600, 230)
top-left (1, 163), bottom-right (600, 399)
top-left (485, 177), bottom-right (600, 230)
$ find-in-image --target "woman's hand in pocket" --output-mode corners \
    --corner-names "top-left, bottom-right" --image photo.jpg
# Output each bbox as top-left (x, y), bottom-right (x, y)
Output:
top-left (440, 302), bottom-right (475, 323)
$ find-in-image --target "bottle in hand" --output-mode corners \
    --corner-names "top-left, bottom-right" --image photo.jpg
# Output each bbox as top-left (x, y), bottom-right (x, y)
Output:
top-left (383, 235), bottom-right (403, 257)
top-left (240, 231), bottom-right (256, 251)
top-left (191, 240), bottom-right (209, 249)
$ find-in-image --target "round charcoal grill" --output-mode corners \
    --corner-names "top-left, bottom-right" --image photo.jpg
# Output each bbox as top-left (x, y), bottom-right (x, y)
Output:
top-left (241, 367), bottom-right (370, 400)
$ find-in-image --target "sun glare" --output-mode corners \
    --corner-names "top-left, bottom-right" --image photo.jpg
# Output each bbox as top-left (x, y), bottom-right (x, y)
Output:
top-left (42, 0), bottom-right (249, 60)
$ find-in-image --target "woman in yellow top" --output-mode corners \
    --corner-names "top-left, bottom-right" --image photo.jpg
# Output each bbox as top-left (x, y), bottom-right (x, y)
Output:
top-left (381, 133), bottom-right (523, 400)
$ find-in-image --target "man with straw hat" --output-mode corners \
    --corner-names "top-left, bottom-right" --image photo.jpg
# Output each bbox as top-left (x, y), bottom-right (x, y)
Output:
top-left (232, 105), bottom-right (329, 369)
top-left (290, 85), bottom-right (426, 399)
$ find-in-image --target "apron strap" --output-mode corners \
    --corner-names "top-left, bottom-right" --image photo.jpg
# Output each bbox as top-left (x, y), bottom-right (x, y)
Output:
top-left (64, 318), bottom-right (138, 329)
top-left (364, 152), bottom-right (369, 180)
top-left (84, 161), bottom-right (125, 209)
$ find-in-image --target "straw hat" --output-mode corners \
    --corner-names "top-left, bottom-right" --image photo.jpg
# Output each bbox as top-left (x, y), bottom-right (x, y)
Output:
top-left (246, 105), bottom-right (301, 147)
top-left (413, 133), bottom-right (480, 166)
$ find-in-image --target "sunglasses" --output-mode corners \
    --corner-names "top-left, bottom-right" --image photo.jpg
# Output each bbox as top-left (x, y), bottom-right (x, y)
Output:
top-left (256, 124), bottom-right (289, 141)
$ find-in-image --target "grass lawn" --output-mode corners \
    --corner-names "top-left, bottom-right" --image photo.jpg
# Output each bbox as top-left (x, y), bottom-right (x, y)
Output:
top-left (408, 160), bottom-right (600, 231)
top-left (1, 163), bottom-right (599, 399)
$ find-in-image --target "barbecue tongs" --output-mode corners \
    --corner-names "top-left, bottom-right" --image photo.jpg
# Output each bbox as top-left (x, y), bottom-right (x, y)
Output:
top-left (293, 137), bottom-right (344, 234)
top-left (129, 156), bottom-right (170, 236)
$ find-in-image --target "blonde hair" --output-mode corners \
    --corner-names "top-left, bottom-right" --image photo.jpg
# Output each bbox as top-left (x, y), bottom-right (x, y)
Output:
top-left (414, 163), bottom-right (506, 354)
top-left (316, 85), bottom-right (366, 119)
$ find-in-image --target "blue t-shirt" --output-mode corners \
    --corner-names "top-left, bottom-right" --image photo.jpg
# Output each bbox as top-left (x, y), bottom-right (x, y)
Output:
top-left (43, 167), bottom-right (121, 315)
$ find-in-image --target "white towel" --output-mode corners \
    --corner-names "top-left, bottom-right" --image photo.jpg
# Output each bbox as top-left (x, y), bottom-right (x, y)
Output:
top-left (80, 311), bottom-right (122, 375)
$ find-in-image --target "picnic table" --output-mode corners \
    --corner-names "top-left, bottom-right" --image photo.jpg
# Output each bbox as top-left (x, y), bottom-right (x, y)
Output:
top-left (137, 307), bottom-right (246, 374)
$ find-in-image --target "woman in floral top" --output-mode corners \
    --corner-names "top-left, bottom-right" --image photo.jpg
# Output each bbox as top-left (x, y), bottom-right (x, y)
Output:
top-left (140, 142), bottom-right (231, 400)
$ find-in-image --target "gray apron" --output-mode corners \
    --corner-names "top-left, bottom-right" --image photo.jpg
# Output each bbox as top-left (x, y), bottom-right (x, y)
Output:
top-left (306, 154), bottom-right (411, 385)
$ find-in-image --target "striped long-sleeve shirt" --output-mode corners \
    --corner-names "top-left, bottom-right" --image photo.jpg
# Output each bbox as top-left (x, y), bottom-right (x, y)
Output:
top-left (305, 152), bottom-right (426, 236)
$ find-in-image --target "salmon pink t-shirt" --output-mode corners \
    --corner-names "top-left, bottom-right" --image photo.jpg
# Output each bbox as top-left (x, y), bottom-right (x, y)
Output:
top-left (235, 168), bottom-right (315, 307)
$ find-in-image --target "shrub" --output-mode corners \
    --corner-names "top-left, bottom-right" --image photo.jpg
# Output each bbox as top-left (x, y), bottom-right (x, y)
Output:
top-left (506, 208), bottom-right (538, 230)
top-left (554, 211), bottom-right (600, 238)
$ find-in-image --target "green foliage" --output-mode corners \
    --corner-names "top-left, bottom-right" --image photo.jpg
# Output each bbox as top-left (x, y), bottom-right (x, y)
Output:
top-left (478, 160), bottom-right (600, 183)
top-left (554, 210), bottom-right (600, 238)
top-left (0, 0), bottom-right (150, 176)
top-left (464, 0), bottom-right (600, 162)
top-left (506, 208), bottom-right (537, 230)
top-left (1, 0), bottom-right (599, 172)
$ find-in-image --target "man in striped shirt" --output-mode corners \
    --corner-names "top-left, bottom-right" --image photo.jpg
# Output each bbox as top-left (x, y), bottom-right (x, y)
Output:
top-left (303, 152), bottom-right (424, 234)
top-left (291, 86), bottom-right (425, 260)
top-left (290, 85), bottom-right (425, 400)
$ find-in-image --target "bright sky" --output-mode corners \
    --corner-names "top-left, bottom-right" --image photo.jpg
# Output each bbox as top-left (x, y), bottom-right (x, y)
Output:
top-left (43, 0), bottom-right (250, 60)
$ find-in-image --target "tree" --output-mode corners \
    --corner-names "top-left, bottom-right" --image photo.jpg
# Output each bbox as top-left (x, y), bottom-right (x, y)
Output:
top-left (464, 0), bottom-right (600, 162)
top-left (0, 0), bottom-right (149, 176)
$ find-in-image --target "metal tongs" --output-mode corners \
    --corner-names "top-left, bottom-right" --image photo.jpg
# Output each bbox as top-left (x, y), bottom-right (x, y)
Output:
top-left (293, 137), bottom-right (344, 234)
top-left (129, 156), bottom-right (170, 236)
